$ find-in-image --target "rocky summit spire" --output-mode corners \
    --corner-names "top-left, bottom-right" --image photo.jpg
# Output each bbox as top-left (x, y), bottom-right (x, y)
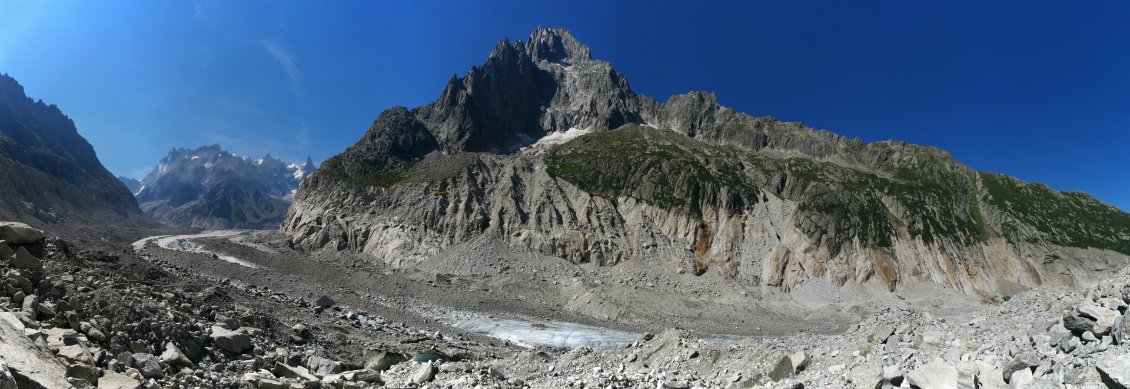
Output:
top-left (524, 28), bottom-right (591, 65)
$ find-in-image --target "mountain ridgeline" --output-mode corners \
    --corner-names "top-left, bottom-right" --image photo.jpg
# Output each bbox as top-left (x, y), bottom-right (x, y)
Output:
top-left (135, 145), bottom-right (315, 229)
top-left (0, 73), bottom-right (146, 226)
top-left (283, 28), bottom-right (1130, 296)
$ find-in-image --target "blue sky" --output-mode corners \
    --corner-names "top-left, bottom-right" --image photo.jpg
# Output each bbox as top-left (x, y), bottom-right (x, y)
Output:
top-left (1, 1), bottom-right (1128, 210)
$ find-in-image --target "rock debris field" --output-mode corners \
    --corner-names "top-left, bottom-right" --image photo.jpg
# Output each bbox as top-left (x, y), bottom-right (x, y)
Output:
top-left (1, 221), bottom-right (1130, 388)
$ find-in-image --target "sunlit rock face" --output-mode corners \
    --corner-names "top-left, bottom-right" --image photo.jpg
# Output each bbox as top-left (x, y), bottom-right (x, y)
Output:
top-left (283, 28), bottom-right (1130, 297)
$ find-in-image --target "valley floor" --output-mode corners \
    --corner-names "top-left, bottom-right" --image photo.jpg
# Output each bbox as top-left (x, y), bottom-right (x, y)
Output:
top-left (1, 225), bottom-right (1128, 388)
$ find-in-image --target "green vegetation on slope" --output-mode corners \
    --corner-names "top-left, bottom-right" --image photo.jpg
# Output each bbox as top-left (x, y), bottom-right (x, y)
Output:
top-left (545, 125), bottom-right (762, 216)
top-left (315, 122), bottom-right (1130, 256)
top-left (981, 172), bottom-right (1130, 254)
top-left (546, 125), bottom-right (992, 253)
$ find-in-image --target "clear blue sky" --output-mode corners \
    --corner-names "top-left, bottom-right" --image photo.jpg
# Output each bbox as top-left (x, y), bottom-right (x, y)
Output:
top-left (1, 1), bottom-right (1128, 210)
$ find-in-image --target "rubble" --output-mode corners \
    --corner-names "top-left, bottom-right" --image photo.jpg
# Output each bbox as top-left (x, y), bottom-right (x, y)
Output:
top-left (5, 226), bottom-right (1130, 388)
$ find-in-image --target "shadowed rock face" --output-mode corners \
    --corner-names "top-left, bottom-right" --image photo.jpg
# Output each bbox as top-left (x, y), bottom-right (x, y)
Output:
top-left (284, 28), bottom-right (1130, 297)
top-left (135, 145), bottom-right (315, 229)
top-left (0, 73), bottom-right (146, 227)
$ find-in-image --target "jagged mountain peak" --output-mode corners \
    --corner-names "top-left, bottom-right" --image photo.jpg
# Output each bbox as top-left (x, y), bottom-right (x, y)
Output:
top-left (524, 27), bottom-right (592, 65)
top-left (0, 73), bottom-right (27, 101)
top-left (136, 144), bottom-right (316, 229)
top-left (411, 28), bottom-right (642, 154)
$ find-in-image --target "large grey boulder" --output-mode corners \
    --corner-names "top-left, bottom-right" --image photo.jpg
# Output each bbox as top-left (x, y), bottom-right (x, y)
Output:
top-left (159, 342), bottom-right (193, 367)
top-left (1115, 314), bottom-right (1127, 345)
top-left (1065, 314), bottom-right (1097, 335)
top-left (769, 351), bottom-right (809, 380)
top-left (314, 295), bottom-right (336, 308)
top-left (1098, 353), bottom-right (1130, 389)
top-left (906, 359), bottom-right (959, 389)
top-left (20, 294), bottom-right (38, 321)
top-left (412, 361), bottom-right (437, 384)
top-left (131, 352), bottom-right (164, 379)
top-left (1002, 358), bottom-right (1037, 384)
top-left (1079, 304), bottom-right (1121, 337)
top-left (210, 325), bottom-right (252, 353)
top-left (98, 371), bottom-right (143, 389)
top-left (0, 222), bottom-right (43, 244)
top-left (0, 241), bottom-right (13, 260)
top-left (66, 363), bottom-right (101, 385)
top-left (975, 361), bottom-right (1007, 389)
top-left (9, 247), bottom-right (42, 272)
top-left (306, 355), bottom-right (343, 376)
top-left (273, 362), bottom-right (318, 382)
top-left (0, 313), bottom-right (72, 388)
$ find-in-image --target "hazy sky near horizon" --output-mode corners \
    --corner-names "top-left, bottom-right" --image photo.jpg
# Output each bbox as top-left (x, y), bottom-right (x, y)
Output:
top-left (1, 1), bottom-right (1128, 210)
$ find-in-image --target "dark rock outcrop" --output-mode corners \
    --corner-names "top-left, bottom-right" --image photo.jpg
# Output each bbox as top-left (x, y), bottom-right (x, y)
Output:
top-left (0, 73), bottom-right (146, 227)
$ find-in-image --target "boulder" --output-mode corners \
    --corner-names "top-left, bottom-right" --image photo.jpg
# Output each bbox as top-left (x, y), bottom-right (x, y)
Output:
top-left (1098, 353), bottom-right (1130, 389)
top-left (306, 355), bottom-right (343, 376)
top-left (975, 361), bottom-right (1007, 389)
top-left (213, 314), bottom-right (240, 330)
top-left (870, 325), bottom-right (895, 344)
top-left (131, 352), bottom-right (164, 379)
top-left (240, 370), bottom-right (279, 387)
top-left (1079, 304), bottom-right (1121, 337)
top-left (20, 294), bottom-right (38, 321)
top-left (98, 371), bottom-right (143, 389)
top-left (66, 363), bottom-right (101, 385)
top-left (174, 338), bottom-right (203, 361)
top-left (314, 295), bottom-right (336, 308)
top-left (0, 222), bottom-right (43, 244)
top-left (0, 241), bottom-right (13, 260)
top-left (0, 313), bottom-right (73, 388)
top-left (1008, 368), bottom-right (1034, 387)
top-left (338, 369), bottom-right (381, 383)
top-left (1065, 314), bottom-right (1097, 337)
top-left (159, 342), bottom-right (193, 367)
top-left (9, 248), bottom-right (42, 272)
top-left (879, 364), bottom-right (904, 387)
top-left (57, 344), bottom-right (91, 363)
top-left (257, 378), bottom-right (287, 389)
top-left (1115, 314), bottom-right (1127, 345)
top-left (1002, 358), bottom-right (1037, 384)
top-left (273, 362), bottom-right (318, 382)
top-left (769, 351), bottom-right (809, 380)
top-left (210, 325), bottom-right (252, 353)
top-left (292, 323), bottom-right (311, 342)
top-left (906, 359), bottom-right (959, 389)
top-left (412, 361), bottom-right (437, 384)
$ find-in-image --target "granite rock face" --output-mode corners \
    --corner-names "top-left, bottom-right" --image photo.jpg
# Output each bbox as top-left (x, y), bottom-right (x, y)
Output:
top-left (283, 28), bottom-right (1130, 297)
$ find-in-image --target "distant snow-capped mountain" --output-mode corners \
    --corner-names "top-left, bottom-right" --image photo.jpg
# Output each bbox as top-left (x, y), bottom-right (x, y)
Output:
top-left (135, 145), bottom-right (316, 229)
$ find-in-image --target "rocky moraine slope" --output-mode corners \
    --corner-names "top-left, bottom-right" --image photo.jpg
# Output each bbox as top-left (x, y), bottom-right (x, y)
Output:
top-left (0, 74), bottom-right (147, 227)
top-left (283, 28), bottom-right (1130, 298)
